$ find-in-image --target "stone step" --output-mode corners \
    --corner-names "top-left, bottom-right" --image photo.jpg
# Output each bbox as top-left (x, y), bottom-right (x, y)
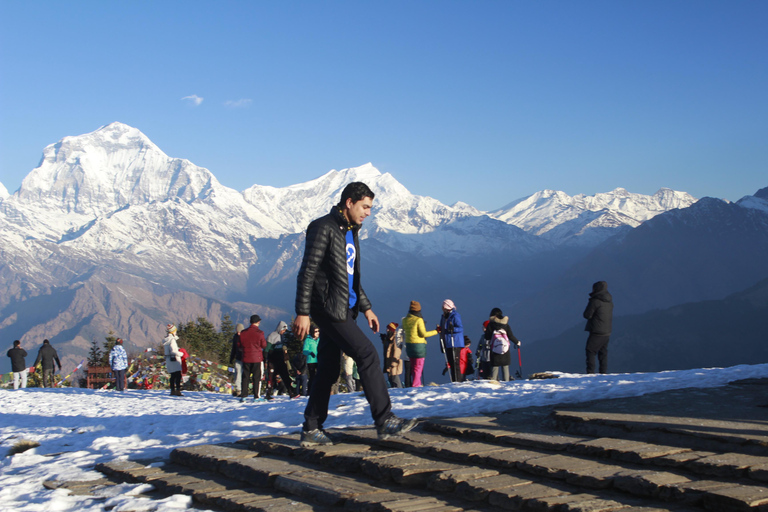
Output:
top-left (549, 410), bottom-right (768, 457)
top-left (91, 416), bottom-right (768, 512)
top-left (95, 459), bottom-right (325, 511)
top-left (423, 417), bottom-right (768, 485)
top-left (230, 430), bottom-right (702, 511)
top-left (328, 425), bottom-right (768, 510)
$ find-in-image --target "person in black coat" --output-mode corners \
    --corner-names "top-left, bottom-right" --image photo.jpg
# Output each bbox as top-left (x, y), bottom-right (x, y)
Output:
top-left (483, 308), bottom-right (521, 381)
top-left (583, 281), bottom-right (614, 374)
top-left (34, 339), bottom-right (62, 388)
top-left (293, 182), bottom-right (416, 446)
top-left (7, 340), bottom-right (28, 389)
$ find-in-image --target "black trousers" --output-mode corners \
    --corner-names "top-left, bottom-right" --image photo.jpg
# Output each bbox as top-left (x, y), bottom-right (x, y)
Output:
top-left (403, 360), bottom-right (412, 387)
top-left (241, 361), bottom-right (264, 398)
top-left (170, 371), bottom-right (182, 392)
top-left (447, 347), bottom-right (463, 382)
top-left (303, 309), bottom-right (392, 431)
top-left (586, 334), bottom-right (610, 374)
top-left (307, 363), bottom-right (317, 395)
top-left (266, 350), bottom-right (295, 397)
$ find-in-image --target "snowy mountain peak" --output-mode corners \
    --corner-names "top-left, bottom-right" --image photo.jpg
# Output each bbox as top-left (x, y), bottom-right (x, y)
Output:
top-left (14, 122), bottom-right (220, 216)
top-left (490, 187), bottom-right (698, 244)
top-left (0, 181), bottom-right (8, 200)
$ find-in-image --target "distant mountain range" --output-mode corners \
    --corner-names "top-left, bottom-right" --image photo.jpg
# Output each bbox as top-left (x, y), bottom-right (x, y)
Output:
top-left (1, 122), bottom-right (765, 384)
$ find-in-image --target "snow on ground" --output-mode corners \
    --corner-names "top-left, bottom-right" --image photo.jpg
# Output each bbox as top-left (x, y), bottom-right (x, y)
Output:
top-left (2, 364), bottom-right (767, 512)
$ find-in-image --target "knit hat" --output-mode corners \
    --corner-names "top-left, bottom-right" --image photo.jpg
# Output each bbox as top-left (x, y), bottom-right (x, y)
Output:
top-left (236, 323), bottom-right (245, 332)
top-left (166, 324), bottom-right (177, 334)
top-left (483, 320), bottom-right (490, 329)
top-left (250, 314), bottom-right (261, 324)
top-left (442, 299), bottom-right (455, 311)
top-left (409, 300), bottom-right (421, 312)
top-left (387, 322), bottom-right (398, 332)
top-left (116, 338), bottom-right (123, 344)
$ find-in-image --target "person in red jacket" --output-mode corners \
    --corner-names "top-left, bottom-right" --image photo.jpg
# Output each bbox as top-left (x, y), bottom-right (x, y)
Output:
top-left (238, 314), bottom-right (267, 402)
top-left (459, 336), bottom-right (474, 380)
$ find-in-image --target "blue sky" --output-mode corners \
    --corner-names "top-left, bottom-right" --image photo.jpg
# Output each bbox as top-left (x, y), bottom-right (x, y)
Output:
top-left (1, 1), bottom-right (766, 211)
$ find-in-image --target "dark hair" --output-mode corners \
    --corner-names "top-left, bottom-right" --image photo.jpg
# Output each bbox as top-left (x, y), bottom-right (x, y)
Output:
top-left (490, 308), bottom-right (503, 318)
top-left (43, 339), bottom-right (50, 344)
top-left (339, 182), bottom-right (375, 207)
top-left (463, 335), bottom-right (472, 346)
top-left (13, 340), bottom-right (20, 347)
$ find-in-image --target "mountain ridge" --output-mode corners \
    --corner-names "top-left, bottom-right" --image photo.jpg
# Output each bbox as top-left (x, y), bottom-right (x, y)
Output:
top-left (1, 122), bottom-right (764, 385)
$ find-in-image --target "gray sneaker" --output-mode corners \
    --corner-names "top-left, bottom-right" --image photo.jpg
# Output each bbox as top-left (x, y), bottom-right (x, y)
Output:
top-left (377, 416), bottom-right (418, 440)
top-left (300, 429), bottom-right (333, 447)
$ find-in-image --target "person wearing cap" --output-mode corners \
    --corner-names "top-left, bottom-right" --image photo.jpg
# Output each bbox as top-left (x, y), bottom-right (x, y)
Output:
top-left (484, 308), bottom-right (521, 381)
top-left (7, 340), bottom-right (28, 389)
top-left (403, 300), bottom-right (438, 387)
top-left (239, 314), bottom-right (267, 401)
top-left (380, 322), bottom-right (403, 388)
top-left (163, 324), bottom-right (184, 396)
top-left (293, 182), bottom-right (418, 447)
top-left (229, 323), bottom-right (245, 396)
top-left (437, 299), bottom-right (465, 383)
top-left (34, 339), bottom-right (62, 388)
top-left (264, 321), bottom-right (298, 400)
top-left (109, 338), bottom-right (129, 392)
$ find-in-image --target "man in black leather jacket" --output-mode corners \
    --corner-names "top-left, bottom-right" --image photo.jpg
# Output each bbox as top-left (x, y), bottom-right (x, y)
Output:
top-left (294, 182), bottom-right (417, 446)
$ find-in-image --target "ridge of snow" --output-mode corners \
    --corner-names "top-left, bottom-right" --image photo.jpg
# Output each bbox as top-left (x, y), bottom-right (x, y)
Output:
top-left (490, 187), bottom-right (698, 241)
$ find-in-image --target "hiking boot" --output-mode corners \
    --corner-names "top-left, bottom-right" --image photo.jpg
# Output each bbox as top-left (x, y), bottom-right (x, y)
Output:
top-left (377, 415), bottom-right (418, 440)
top-left (300, 429), bottom-right (333, 447)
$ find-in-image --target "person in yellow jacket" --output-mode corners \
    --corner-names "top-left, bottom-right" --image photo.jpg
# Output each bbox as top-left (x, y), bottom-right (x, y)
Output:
top-left (402, 301), bottom-right (437, 387)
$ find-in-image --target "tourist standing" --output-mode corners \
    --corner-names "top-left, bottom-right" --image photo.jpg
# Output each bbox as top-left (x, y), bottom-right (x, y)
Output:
top-left (109, 338), bottom-right (129, 392)
top-left (438, 299), bottom-right (464, 382)
top-left (403, 300), bottom-right (438, 387)
top-left (163, 325), bottom-right (183, 396)
top-left (583, 281), bottom-right (614, 374)
top-left (229, 323), bottom-right (245, 396)
top-left (7, 340), bottom-right (28, 389)
top-left (34, 339), bottom-right (61, 388)
top-left (239, 315), bottom-right (267, 401)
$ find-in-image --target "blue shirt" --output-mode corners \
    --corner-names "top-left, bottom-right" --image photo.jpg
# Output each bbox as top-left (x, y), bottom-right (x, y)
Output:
top-left (345, 230), bottom-right (357, 309)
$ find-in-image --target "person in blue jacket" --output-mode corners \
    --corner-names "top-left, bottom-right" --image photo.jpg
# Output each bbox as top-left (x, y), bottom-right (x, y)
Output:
top-left (109, 338), bottom-right (129, 392)
top-left (437, 299), bottom-right (465, 383)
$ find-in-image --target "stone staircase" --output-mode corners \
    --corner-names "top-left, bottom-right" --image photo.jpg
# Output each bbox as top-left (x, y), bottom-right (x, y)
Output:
top-left (90, 395), bottom-right (768, 512)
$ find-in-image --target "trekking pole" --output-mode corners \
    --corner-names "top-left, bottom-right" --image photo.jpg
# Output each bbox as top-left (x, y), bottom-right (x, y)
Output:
top-left (515, 344), bottom-right (523, 380)
top-left (438, 330), bottom-right (451, 381)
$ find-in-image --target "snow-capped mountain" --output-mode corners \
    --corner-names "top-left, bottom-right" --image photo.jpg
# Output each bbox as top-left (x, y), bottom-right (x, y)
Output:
top-left (0, 182), bottom-right (8, 200)
top-left (737, 186), bottom-right (768, 214)
top-left (3, 122), bottom-right (761, 379)
top-left (490, 188), bottom-right (697, 245)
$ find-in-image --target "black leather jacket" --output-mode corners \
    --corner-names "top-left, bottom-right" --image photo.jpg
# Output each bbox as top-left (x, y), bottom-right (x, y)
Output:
top-left (296, 207), bottom-right (372, 322)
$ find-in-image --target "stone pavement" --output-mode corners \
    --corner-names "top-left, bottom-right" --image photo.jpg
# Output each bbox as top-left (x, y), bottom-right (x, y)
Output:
top-left (53, 378), bottom-right (768, 511)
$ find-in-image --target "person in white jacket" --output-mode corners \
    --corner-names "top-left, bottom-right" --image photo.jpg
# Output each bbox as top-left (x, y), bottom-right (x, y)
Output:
top-left (164, 324), bottom-right (184, 396)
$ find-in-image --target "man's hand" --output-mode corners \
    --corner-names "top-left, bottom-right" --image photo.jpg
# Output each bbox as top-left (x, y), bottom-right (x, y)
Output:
top-left (364, 309), bottom-right (379, 333)
top-left (293, 315), bottom-right (311, 340)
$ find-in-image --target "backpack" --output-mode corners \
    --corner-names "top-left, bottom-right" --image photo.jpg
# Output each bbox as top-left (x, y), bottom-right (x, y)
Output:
top-left (491, 329), bottom-right (510, 355)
